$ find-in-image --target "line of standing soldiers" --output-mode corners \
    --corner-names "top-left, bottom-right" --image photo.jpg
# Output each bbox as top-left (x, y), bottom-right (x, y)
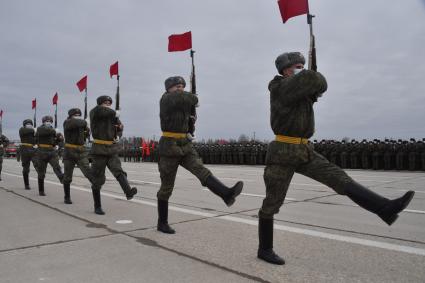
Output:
top-left (314, 139), bottom-right (425, 171)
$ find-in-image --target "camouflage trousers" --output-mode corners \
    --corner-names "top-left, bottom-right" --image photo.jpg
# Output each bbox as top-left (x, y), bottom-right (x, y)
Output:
top-left (259, 142), bottom-right (354, 219)
top-left (20, 147), bottom-right (37, 174)
top-left (35, 148), bottom-right (64, 181)
top-left (157, 137), bottom-right (211, 201)
top-left (63, 148), bottom-right (93, 185)
top-left (90, 153), bottom-right (125, 190)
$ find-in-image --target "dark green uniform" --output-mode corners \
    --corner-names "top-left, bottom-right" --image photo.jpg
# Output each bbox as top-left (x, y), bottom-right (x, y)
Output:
top-left (89, 102), bottom-right (137, 214)
top-left (257, 64), bottom-right (414, 265)
top-left (157, 91), bottom-right (211, 200)
top-left (62, 116), bottom-right (93, 203)
top-left (35, 126), bottom-right (64, 181)
top-left (156, 85), bottom-right (242, 234)
top-left (19, 126), bottom-right (36, 189)
top-left (0, 134), bottom-right (10, 180)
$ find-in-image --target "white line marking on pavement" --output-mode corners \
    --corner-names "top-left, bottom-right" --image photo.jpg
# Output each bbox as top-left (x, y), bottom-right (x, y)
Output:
top-left (3, 172), bottom-right (425, 257)
top-left (201, 189), bottom-right (296, 201)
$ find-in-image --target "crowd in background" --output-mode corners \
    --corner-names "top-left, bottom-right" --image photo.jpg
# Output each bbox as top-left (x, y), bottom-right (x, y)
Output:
top-left (118, 137), bottom-right (425, 171)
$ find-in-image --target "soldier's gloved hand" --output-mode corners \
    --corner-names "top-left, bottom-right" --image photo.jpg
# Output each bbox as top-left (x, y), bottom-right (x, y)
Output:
top-left (34, 145), bottom-right (38, 149)
top-left (187, 133), bottom-right (196, 141)
top-left (55, 145), bottom-right (59, 150)
top-left (55, 128), bottom-right (60, 134)
top-left (115, 110), bottom-right (120, 118)
top-left (0, 144), bottom-right (3, 148)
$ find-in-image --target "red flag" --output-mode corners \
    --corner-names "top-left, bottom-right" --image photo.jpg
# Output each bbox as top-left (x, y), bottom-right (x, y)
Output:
top-left (110, 61), bottom-right (119, 78)
top-left (278, 0), bottom-right (309, 23)
top-left (32, 99), bottom-right (37, 109)
top-left (168, 31), bottom-right (192, 52)
top-left (0, 110), bottom-right (3, 118)
top-left (76, 75), bottom-right (87, 92)
top-left (52, 93), bottom-right (58, 105)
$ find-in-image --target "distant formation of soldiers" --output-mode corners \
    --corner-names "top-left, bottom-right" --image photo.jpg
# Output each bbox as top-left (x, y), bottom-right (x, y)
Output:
top-left (119, 138), bottom-right (425, 171)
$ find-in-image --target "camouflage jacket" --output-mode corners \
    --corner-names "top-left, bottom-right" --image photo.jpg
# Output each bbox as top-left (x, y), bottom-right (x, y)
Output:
top-left (268, 70), bottom-right (327, 138)
top-left (19, 127), bottom-right (36, 145)
top-left (63, 118), bottom-right (89, 146)
top-left (36, 125), bottom-right (58, 147)
top-left (90, 106), bottom-right (123, 155)
top-left (160, 91), bottom-right (198, 133)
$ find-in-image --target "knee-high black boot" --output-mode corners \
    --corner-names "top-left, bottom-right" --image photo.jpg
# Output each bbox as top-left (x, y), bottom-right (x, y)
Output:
top-left (257, 217), bottom-right (285, 265)
top-left (157, 199), bottom-right (175, 234)
top-left (116, 174), bottom-right (138, 200)
top-left (63, 183), bottom-right (72, 204)
top-left (23, 172), bottom-right (31, 190)
top-left (38, 178), bottom-right (46, 196)
top-left (92, 189), bottom-right (105, 215)
top-left (345, 182), bottom-right (415, 225)
top-left (205, 175), bottom-right (243, 206)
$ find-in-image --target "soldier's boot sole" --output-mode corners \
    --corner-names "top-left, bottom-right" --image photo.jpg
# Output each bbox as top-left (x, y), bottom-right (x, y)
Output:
top-left (126, 188), bottom-right (137, 200)
top-left (378, 191), bottom-right (415, 225)
top-left (224, 181), bottom-right (244, 207)
top-left (257, 249), bottom-right (285, 265)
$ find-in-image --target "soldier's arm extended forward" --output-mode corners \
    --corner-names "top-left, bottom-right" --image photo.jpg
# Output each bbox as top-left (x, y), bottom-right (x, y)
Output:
top-left (275, 70), bottom-right (327, 105)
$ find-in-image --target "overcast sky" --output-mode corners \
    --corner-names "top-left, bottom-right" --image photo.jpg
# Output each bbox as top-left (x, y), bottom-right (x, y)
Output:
top-left (1, 0), bottom-right (424, 141)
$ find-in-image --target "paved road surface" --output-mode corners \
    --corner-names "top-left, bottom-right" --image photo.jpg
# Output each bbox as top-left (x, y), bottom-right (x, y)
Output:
top-left (0, 158), bottom-right (424, 282)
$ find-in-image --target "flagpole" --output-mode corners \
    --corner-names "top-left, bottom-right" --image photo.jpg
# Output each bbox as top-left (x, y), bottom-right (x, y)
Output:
top-left (84, 88), bottom-right (88, 120)
top-left (54, 103), bottom-right (58, 129)
top-left (34, 100), bottom-right (37, 128)
top-left (307, 13), bottom-right (317, 71)
top-left (190, 49), bottom-right (196, 94)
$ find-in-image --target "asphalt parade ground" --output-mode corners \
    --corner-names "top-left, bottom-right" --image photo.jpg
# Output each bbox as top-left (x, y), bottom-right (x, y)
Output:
top-left (0, 158), bottom-right (424, 283)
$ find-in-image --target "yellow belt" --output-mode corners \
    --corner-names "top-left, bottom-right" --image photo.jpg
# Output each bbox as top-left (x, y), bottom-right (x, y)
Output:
top-left (162, 132), bottom-right (187, 139)
top-left (93, 139), bottom-right (114, 145)
top-left (65, 143), bottom-right (84, 149)
top-left (275, 135), bottom-right (309, 145)
top-left (20, 143), bottom-right (34, 147)
top-left (38, 144), bottom-right (53, 148)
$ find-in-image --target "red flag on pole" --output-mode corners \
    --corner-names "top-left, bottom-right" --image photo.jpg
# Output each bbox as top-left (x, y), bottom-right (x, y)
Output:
top-left (110, 61), bottom-right (119, 78)
top-left (76, 75), bottom-right (87, 92)
top-left (52, 92), bottom-right (58, 105)
top-left (32, 99), bottom-right (37, 109)
top-left (168, 31), bottom-right (192, 52)
top-left (278, 0), bottom-right (309, 23)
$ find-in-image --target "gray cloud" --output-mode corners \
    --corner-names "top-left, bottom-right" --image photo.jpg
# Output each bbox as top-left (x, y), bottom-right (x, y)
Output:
top-left (1, 0), bottom-right (424, 141)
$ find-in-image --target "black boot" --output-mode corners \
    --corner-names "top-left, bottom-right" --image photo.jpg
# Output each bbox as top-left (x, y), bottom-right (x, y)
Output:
top-left (257, 217), bottom-right (285, 265)
top-left (205, 175), bottom-right (243, 206)
top-left (116, 174), bottom-right (137, 200)
top-left (92, 189), bottom-right (105, 215)
top-left (157, 199), bottom-right (175, 234)
top-left (345, 182), bottom-right (415, 226)
top-left (38, 178), bottom-right (46, 196)
top-left (63, 183), bottom-right (72, 204)
top-left (23, 173), bottom-right (31, 190)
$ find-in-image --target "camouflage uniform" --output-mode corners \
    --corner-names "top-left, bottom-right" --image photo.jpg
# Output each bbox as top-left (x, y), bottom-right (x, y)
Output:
top-left (157, 77), bottom-right (242, 234)
top-left (35, 117), bottom-right (64, 195)
top-left (0, 134), bottom-right (10, 181)
top-left (62, 109), bottom-right (93, 204)
top-left (257, 52), bottom-right (414, 266)
top-left (89, 96), bottom-right (137, 215)
top-left (19, 120), bottom-right (37, 189)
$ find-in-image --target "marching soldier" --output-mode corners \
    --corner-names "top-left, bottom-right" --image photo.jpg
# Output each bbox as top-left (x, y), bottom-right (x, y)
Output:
top-left (157, 76), bottom-right (243, 234)
top-left (18, 119), bottom-right (37, 189)
top-left (90, 95), bottom-right (138, 215)
top-left (35, 116), bottom-right (64, 195)
top-left (0, 133), bottom-right (10, 181)
top-left (258, 52), bottom-right (415, 265)
top-left (62, 108), bottom-right (93, 204)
